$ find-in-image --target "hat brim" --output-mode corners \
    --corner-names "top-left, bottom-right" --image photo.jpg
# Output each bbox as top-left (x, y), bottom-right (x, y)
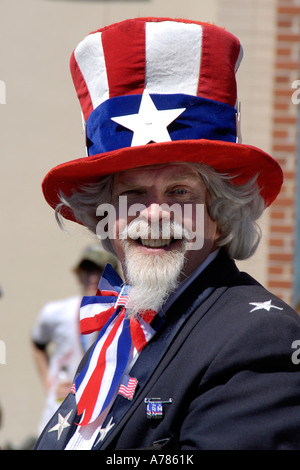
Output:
top-left (42, 139), bottom-right (283, 223)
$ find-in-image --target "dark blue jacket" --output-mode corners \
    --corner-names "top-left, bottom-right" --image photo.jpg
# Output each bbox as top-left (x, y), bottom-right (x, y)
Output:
top-left (34, 250), bottom-right (300, 450)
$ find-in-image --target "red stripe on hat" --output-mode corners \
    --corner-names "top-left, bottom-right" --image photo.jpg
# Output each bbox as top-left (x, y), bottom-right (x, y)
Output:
top-left (70, 51), bottom-right (94, 122)
top-left (101, 19), bottom-right (146, 99)
top-left (197, 24), bottom-right (241, 107)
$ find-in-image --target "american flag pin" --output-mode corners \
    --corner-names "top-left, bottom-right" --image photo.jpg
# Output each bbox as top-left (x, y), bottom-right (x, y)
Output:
top-left (118, 375), bottom-right (138, 400)
top-left (144, 398), bottom-right (173, 420)
top-left (114, 285), bottom-right (131, 308)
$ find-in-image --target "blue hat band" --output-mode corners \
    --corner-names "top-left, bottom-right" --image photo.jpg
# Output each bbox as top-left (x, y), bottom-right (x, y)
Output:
top-left (86, 93), bottom-right (237, 156)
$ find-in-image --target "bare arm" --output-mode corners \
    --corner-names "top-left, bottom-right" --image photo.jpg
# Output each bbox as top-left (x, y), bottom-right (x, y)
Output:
top-left (32, 341), bottom-right (49, 391)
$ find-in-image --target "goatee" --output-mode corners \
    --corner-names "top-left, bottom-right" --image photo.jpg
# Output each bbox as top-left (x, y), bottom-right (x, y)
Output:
top-left (121, 218), bottom-right (191, 317)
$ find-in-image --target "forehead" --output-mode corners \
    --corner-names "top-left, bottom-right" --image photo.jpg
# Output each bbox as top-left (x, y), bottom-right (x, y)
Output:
top-left (113, 163), bottom-right (202, 187)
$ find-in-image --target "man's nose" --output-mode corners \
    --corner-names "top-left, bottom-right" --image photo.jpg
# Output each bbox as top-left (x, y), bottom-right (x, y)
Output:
top-left (139, 201), bottom-right (170, 223)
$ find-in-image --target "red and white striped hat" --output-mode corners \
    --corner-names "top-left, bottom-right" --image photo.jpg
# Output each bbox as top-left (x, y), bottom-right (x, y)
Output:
top-left (42, 17), bottom-right (283, 222)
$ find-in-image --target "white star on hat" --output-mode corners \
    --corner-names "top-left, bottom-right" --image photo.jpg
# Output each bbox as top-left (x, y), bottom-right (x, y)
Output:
top-left (111, 90), bottom-right (186, 147)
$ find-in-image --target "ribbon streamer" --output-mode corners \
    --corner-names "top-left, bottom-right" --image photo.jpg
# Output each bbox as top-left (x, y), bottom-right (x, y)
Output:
top-left (75, 264), bottom-right (160, 425)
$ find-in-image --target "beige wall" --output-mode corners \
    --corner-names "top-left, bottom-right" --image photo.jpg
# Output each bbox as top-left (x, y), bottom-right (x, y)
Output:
top-left (0, 0), bottom-right (276, 447)
top-left (217, 0), bottom-right (277, 285)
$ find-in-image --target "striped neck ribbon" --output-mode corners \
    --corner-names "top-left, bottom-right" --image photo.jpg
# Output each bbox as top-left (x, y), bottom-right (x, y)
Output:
top-left (74, 264), bottom-right (162, 426)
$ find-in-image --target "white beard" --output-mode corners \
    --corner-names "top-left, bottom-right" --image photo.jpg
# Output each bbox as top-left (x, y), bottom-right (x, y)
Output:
top-left (121, 218), bottom-right (191, 317)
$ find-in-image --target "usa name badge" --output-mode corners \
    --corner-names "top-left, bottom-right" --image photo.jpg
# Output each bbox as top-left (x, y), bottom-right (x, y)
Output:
top-left (144, 398), bottom-right (173, 420)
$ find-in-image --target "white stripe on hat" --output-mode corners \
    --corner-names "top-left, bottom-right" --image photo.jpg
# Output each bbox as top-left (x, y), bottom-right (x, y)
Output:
top-left (74, 32), bottom-right (109, 110)
top-left (145, 21), bottom-right (202, 96)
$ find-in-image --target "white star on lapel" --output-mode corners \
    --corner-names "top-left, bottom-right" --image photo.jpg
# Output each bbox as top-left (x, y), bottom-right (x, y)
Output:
top-left (111, 90), bottom-right (186, 147)
top-left (94, 416), bottom-right (115, 446)
top-left (249, 300), bottom-right (283, 313)
top-left (48, 410), bottom-right (72, 440)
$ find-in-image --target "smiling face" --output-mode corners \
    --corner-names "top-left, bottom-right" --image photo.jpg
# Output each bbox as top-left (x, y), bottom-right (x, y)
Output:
top-left (111, 163), bottom-right (219, 280)
top-left (107, 163), bottom-right (218, 315)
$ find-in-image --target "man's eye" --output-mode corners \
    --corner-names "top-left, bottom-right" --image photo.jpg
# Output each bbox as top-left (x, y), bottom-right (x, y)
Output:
top-left (173, 188), bottom-right (188, 195)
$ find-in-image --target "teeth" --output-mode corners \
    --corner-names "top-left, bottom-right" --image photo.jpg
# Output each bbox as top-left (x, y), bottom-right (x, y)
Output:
top-left (139, 238), bottom-right (172, 248)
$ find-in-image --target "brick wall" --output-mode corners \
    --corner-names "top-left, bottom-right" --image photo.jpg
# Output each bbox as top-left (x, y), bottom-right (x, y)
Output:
top-left (268, 0), bottom-right (300, 305)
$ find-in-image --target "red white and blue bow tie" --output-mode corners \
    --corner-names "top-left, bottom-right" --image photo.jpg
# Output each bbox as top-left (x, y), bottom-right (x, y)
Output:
top-left (75, 264), bottom-right (162, 426)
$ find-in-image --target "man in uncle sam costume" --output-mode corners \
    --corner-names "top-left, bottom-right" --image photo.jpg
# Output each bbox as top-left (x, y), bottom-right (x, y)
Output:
top-left (35, 17), bottom-right (300, 450)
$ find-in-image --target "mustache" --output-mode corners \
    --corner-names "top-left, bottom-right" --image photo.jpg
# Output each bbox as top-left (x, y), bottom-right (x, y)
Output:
top-left (120, 217), bottom-right (194, 244)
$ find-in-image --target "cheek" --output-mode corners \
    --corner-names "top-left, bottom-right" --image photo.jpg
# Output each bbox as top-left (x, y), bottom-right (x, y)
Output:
top-left (203, 211), bottom-right (218, 241)
top-left (109, 212), bottom-right (132, 266)
top-left (113, 197), bottom-right (139, 237)
top-left (190, 206), bottom-right (218, 246)
top-left (182, 204), bottom-right (214, 235)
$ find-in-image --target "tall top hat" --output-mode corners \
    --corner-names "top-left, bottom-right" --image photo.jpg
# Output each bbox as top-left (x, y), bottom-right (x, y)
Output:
top-left (42, 17), bottom-right (283, 223)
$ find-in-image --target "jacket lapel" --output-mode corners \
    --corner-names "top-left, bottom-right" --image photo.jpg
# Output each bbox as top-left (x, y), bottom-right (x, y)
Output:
top-left (34, 393), bottom-right (79, 450)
